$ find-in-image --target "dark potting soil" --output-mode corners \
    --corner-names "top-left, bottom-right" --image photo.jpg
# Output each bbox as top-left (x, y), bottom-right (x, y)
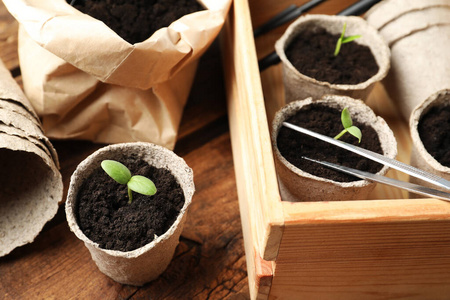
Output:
top-left (418, 104), bottom-right (450, 167)
top-left (285, 27), bottom-right (379, 85)
top-left (277, 104), bottom-right (384, 182)
top-left (76, 155), bottom-right (185, 252)
top-left (69, 0), bottom-right (204, 44)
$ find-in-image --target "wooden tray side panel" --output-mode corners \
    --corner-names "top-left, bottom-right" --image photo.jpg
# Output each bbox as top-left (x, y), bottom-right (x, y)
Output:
top-left (221, 0), bottom-right (283, 298)
top-left (271, 221), bottom-right (450, 299)
top-left (222, 0), bottom-right (285, 262)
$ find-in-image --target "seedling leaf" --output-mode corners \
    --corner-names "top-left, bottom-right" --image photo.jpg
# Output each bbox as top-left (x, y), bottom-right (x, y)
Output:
top-left (339, 22), bottom-right (347, 40)
top-left (342, 35), bottom-right (362, 43)
top-left (101, 159), bottom-right (157, 204)
top-left (101, 160), bottom-right (131, 185)
top-left (347, 126), bottom-right (362, 143)
top-left (341, 107), bottom-right (353, 128)
top-left (334, 22), bottom-right (362, 56)
top-left (334, 107), bottom-right (362, 143)
top-left (128, 175), bottom-right (157, 196)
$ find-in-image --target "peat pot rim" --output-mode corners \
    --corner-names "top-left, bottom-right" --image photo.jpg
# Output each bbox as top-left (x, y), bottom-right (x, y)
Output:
top-left (365, 0), bottom-right (450, 30)
top-left (410, 89), bottom-right (450, 173)
top-left (275, 14), bottom-right (391, 91)
top-left (272, 95), bottom-right (397, 189)
top-left (65, 142), bottom-right (195, 258)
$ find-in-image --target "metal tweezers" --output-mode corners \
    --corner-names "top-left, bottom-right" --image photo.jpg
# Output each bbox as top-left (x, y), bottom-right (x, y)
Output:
top-left (282, 122), bottom-right (450, 201)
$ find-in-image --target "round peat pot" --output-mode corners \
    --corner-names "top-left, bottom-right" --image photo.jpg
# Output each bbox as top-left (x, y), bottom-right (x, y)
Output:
top-left (275, 14), bottom-right (390, 103)
top-left (66, 142), bottom-right (195, 285)
top-left (410, 89), bottom-right (450, 191)
top-left (272, 95), bottom-right (397, 202)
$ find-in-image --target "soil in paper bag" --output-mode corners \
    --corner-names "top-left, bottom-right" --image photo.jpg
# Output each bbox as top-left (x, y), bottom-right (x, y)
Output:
top-left (277, 104), bottom-right (384, 182)
top-left (70, 0), bottom-right (204, 44)
top-left (285, 27), bottom-right (379, 85)
top-left (418, 104), bottom-right (450, 167)
top-left (76, 155), bottom-right (185, 252)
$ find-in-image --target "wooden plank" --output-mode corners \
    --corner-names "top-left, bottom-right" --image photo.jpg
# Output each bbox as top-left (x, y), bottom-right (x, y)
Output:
top-left (282, 199), bottom-right (450, 225)
top-left (221, 0), bottom-right (287, 297)
top-left (223, 0), bottom-right (284, 264)
top-left (271, 221), bottom-right (450, 299)
top-left (222, 9), bottom-right (271, 298)
top-left (0, 219), bottom-right (138, 299)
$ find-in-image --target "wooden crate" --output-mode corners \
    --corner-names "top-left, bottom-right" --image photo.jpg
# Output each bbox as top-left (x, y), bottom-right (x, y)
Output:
top-left (221, 0), bottom-right (450, 299)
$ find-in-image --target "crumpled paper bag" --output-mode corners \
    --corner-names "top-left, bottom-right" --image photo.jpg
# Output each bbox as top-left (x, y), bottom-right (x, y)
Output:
top-left (3, 0), bottom-right (231, 148)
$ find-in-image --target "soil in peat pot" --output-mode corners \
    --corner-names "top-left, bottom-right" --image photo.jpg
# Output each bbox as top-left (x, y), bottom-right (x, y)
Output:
top-left (277, 104), bottom-right (384, 182)
top-left (285, 27), bottom-right (379, 85)
top-left (76, 155), bottom-right (185, 252)
top-left (69, 0), bottom-right (204, 44)
top-left (418, 104), bottom-right (450, 167)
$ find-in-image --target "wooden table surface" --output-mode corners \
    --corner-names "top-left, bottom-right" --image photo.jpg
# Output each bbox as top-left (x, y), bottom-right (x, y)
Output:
top-left (0, 2), bottom-right (248, 299)
top-left (0, 1), bottom-right (383, 299)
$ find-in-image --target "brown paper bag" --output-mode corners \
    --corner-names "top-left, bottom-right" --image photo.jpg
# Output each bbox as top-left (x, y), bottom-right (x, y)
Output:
top-left (3, 0), bottom-right (231, 148)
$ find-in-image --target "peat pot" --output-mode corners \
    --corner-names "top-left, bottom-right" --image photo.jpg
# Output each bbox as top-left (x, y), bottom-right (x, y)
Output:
top-left (66, 142), bottom-right (195, 285)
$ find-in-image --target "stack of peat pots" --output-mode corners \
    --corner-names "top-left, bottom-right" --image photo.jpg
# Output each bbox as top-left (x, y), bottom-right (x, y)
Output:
top-left (0, 60), bottom-right (63, 256)
top-left (366, 0), bottom-right (450, 191)
top-left (365, 0), bottom-right (450, 120)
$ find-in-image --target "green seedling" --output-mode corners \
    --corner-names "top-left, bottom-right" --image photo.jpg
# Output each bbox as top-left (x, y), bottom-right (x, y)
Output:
top-left (101, 160), bottom-right (157, 204)
top-left (334, 22), bottom-right (362, 56)
top-left (334, 107), bottom-right (362, 143)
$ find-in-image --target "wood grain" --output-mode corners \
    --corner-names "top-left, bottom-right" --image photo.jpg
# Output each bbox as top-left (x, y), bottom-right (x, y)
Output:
top-left (133, 133), bottom-right (248, 300)
top-left (0, 133), bottom-right (248, 299)
top-left (271, 221), bottom-right (450, 300)
top-left (0, 0), bottom-right (248, 298)
top-left (227, 0), bottom-right (450, 299)
top-left (223, 0), bottom-right (284, 263)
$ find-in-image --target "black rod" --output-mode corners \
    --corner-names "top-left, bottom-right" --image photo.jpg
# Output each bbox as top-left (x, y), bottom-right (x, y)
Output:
top-left (253, 4), bottom-right (297, 38)
top-left (337, 0), bottom-right (381, 16)
top-left (254, 0), bottom-right (326, 37)
top-left (258, 52), bottom-right (281, 71)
